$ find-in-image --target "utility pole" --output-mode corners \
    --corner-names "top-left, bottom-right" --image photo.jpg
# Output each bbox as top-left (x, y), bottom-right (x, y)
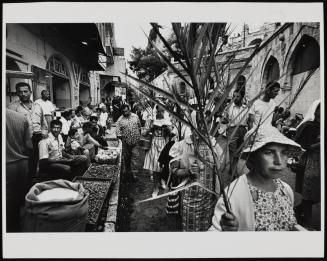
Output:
top-left (243, 23), bottom-right (246, 47)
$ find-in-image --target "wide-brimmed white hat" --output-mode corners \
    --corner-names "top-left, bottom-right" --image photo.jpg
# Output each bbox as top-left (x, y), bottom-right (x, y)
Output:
top-left (241, 125), bottom-right (302, 156)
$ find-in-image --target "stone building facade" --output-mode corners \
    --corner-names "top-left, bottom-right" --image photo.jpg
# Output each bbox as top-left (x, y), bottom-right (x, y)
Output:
top-left (219, 22), bottom-right (320, 115)
top-left (6, 23), bottom-right (109, 109)
top-left (161, 22), bottom-right (320, 116)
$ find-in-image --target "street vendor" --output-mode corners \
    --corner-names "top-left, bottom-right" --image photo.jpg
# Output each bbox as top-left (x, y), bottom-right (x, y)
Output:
top-left (38, 120), bottom-right (88, 181)
top-left (89, 113), bottom-right (107, 146)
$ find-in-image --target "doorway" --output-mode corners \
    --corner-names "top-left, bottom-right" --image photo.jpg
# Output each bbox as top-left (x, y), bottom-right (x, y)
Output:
top-left (52, 74), bottom-right (71, 110)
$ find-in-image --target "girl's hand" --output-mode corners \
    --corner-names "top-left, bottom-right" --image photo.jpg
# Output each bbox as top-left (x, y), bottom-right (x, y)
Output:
top-left (220, 212), bottom-right (239, 231)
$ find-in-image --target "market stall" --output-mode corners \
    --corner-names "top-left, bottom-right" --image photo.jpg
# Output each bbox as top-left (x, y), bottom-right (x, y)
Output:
top-left (72, 137), bottom-right (122, 232)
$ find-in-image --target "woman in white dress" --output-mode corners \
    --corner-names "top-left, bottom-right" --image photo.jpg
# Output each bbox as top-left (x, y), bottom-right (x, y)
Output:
top-left (143, 106), bottom-right (172, 197)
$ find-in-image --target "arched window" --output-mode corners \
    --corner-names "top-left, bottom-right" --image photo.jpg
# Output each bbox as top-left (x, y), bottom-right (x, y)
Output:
top-left (291, 35), bottom-right (320, 75)
top-left (263, 56), bottom-right (280, 84)
top-left (248, 38), bottom-right (262, 46)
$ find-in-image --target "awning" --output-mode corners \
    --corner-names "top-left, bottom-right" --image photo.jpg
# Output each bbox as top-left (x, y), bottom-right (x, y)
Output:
top-left (6, 70), bottom-right (34, 79)
top-left (23, 23), bottom-right (107, 70)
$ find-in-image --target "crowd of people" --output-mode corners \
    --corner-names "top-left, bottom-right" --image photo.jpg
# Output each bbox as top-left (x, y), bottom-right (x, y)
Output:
top-left (6, 79), bottom-right (321, 233)
top-left (5, 82), bottom-right (125, 232)
top-left (116, 80), bottom-right (321, 232)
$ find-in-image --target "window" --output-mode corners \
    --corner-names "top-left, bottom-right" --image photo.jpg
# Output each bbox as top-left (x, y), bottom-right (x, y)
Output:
top-left (291, 35), bottom-right (320, 75)
top-left (263, 56), bottom-right (280, 84)
top-left (236, 75), bottom-right (246, 95)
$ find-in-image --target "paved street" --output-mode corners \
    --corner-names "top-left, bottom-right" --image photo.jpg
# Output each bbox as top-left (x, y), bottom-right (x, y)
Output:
top-left (116, 147), bottom-right (181, 232)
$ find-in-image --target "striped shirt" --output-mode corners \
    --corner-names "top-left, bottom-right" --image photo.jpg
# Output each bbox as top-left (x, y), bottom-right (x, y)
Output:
top-left (6, 109), bottom-right (32, 163)
top-left (8, 99), bottom-right (48, 135)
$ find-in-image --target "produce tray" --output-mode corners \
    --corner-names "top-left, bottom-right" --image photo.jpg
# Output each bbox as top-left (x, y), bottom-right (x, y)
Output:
top-left (94, 155), bottom-right (119, 165)
top-left (83, 163), bottom-right (119, 182)
top-left (106, 138), bottom-right (120, 147)
top-left (72, 177), bottom-right (112, 225)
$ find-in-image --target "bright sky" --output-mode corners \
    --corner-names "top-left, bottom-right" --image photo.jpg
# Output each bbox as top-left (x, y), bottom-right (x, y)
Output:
top-left (114, 22), bottom-right (171, 62)
top-left (114, 22), bottom-right (264, 64)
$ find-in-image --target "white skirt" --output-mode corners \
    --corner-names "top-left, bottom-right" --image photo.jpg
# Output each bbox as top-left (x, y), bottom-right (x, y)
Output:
top-left (143, 136), bottom-right (167, 173)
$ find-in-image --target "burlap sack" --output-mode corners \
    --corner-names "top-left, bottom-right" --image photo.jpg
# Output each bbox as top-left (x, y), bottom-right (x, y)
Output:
top-left (23, 179), bottom-right (89, 232)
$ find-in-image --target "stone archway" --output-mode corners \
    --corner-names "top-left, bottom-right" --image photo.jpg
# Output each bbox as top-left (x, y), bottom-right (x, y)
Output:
top-left (262, 56), bottom-right (280, 87)
top-left (285, 35), bottom-right (320, 114)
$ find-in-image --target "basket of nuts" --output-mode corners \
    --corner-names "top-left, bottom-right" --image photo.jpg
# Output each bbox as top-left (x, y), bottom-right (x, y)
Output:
top-left (95, 148), bottom-right (119, 165)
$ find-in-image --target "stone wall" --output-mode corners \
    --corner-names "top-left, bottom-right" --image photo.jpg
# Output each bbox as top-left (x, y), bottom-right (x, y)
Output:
top-left (6, 24), bottom-right (99, 109)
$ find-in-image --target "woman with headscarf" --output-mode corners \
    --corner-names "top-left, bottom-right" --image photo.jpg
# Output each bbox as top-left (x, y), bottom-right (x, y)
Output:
top-left (294, 100), bottom-right (320, 228)
top-left (143, 106), bottom-right (172, 197)
top-left (209, 125), bottom-right (303, 231)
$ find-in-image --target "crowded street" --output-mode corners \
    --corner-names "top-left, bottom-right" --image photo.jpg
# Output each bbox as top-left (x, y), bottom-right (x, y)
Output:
top-left (3, 3), bottom-right (324, 258)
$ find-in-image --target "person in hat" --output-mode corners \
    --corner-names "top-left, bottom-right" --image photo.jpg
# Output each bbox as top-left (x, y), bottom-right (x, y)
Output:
top-left (209, 125), bottom-right (303, 231)
top-left (83, 103), bottom-right (93, 120)
top-left (143, 106), bottom-right (172, 197)
top-left (169, 111), bottom-right (224, 231)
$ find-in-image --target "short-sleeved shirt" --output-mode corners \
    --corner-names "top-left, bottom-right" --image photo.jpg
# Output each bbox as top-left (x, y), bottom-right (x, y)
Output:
top-left (34, 99), bottom-right (56, 116)
top-left (60, 118), bottom-right (72, 135)
top-left (116, 112), bottom-right (141, 146)
top-left (8, 99), bottom-right (48, 135)
top-left (248, 99), bottom-right (276, 127)
top-left (99, 112), bottom-right (108, 127)
top-left (224, 102), bottom-right (249, 127)
top-left (39, 132), bottom-right (65, 160)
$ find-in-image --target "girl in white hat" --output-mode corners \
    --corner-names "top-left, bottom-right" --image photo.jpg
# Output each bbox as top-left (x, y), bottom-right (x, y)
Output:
top-left (209, 125), bottom-right (303, 231)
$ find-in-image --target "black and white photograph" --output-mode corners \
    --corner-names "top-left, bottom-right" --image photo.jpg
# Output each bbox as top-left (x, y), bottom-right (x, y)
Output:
top-left (2, 2), bottom-right (324, 258)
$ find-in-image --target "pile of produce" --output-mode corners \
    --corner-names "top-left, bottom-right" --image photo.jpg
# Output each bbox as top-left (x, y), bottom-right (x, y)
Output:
top-left (95, 148), bottom-right (119, 164)
top-left (73, 178), bottom-right (111, 224)
top-left (83, 164), bottom-right (119, 182)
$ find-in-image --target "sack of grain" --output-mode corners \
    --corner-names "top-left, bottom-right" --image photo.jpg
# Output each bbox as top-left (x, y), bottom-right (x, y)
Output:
top-left (23, 179), bottom-right (89, 232)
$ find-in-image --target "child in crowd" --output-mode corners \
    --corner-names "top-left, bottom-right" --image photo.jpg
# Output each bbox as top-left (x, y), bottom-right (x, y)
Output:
top-left (65, 128), bottom-right (90, 167)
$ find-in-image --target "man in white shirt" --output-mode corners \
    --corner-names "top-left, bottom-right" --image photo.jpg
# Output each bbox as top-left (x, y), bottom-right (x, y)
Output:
top-left (38, 120), bottom-right (88, 180)
top-left (60, 110), bottom-right (72, 142)
top-left (35, 90), bottom-right (56, 127)
top-left (222, 90), bottom-right (249, 177)
top-left (99, 105), bottom-right (109, 128)
top-left (248, 81), bottom-right (281, 130)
